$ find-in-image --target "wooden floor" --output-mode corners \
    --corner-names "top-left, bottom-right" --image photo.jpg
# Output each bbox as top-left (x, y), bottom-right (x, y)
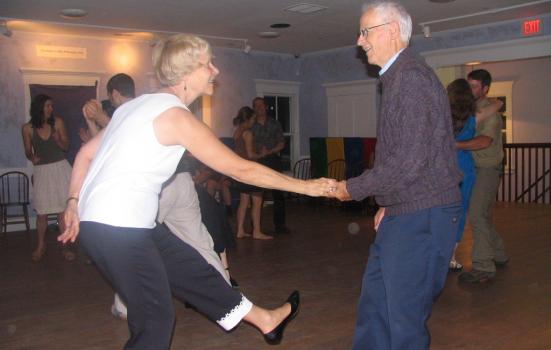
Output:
top-left (1, 201), bottom-right (550, 350)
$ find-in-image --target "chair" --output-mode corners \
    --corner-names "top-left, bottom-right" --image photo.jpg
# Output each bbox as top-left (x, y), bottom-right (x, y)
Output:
top-left (291, 158), bottom-right (311, 202)
top-left (327, 159), bottom-right (347, 181)
top-left (0, 171), bottom-right (31, 238)
top-left (293, 158), bottom-right (311, 180)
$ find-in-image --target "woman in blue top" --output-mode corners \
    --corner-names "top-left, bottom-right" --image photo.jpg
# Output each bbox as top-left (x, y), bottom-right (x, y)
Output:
top-left (447, 78), bottom-right (502, 271)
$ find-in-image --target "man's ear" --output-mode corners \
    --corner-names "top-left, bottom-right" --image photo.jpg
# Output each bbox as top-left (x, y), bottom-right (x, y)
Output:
top-left (111, 89), bottom-right (122, 104)
top-left (482, 85), bottom-right (490, 96)
top-left (389, 21), bottom-right (400, 39)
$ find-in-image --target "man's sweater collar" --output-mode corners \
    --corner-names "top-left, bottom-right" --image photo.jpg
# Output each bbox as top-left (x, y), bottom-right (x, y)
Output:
top-left (379, 47), bottom-right (413, 84)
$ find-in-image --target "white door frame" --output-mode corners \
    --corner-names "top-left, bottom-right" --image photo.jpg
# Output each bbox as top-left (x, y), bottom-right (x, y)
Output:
top-left (19, 68), bottom-right (102, 170)
top-left (323, 79), bottom-right (379, 137)
top-left (421, 35), bottom-right (551, 69)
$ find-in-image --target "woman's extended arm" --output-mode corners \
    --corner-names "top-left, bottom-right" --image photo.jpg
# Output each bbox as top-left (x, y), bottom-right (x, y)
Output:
top-left (154, 107), bottom-right (335, 197)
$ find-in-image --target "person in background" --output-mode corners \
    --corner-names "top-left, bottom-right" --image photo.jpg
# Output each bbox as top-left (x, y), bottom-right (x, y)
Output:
top-left (111, 155), bottom-right (236, 320)
top-left (334, 2), bottom-right (462, 348)
top-left (233, 106), bottom-right (272, 239)
top-left (81, 73), bottom-right (135, 139)
top-left (458, 69), bottom-right (509, 283)
top-left (80, 73), bottom-right (138, 316)
top-left (251, 97), bottom-right (291, 235)
top-left (447, 78), bottom-right (503, 272)
top-left (59, 34), bottom-right (336, 348)
top-left (193, 161), bottom-right (233, 216)
top-left (22, 94), bottom-right (74, 262)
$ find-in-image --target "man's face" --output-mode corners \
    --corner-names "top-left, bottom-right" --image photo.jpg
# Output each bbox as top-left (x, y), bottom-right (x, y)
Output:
top-left (253, 99), bottom-right (267, 117)
top-left (108, 91), bottom-right (120, 108)
top-left (357, 10), bottom-right (392, 67)
top-left (468, 79), bottom-right (488, 101)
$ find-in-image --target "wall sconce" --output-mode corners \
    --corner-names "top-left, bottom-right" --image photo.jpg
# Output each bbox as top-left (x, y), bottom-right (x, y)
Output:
top-left (0, 20), bottom-right (12, 37)
top-left (109, 42), bottom-right (137, 72)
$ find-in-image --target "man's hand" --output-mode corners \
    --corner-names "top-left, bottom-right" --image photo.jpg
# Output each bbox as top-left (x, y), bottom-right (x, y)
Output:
top-left (334, 181), bottom-right (353, 201)
top-left (82, 99), bottom-right (107, 123)
top-left (305, 178), bottom-right (338, 197)
top-left (374, 207), bottom-right (385, 232)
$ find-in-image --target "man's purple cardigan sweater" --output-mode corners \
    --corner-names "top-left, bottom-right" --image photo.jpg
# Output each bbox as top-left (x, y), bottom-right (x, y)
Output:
top-left (346, 48), bottom-right (462, 216)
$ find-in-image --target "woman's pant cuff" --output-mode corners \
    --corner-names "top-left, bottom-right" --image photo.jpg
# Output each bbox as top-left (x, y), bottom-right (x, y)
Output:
top-left (217, 295), bottom-right (253, 330)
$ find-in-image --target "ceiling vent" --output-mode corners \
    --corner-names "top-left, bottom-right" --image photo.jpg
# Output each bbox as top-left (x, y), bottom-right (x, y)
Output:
top-left (284, 3), bottom-right (328, 14)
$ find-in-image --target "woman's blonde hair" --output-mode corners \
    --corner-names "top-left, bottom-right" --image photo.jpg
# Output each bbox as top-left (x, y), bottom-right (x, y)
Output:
top-left (152, 34), bottom-right (211, 87)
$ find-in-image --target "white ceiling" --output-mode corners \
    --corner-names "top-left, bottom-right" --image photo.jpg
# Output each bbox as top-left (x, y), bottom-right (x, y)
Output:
top-left (1, 0), bottom-right (550, 54)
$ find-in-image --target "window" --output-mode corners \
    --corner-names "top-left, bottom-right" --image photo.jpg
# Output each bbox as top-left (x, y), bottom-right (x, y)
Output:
top-left (254, 79), bottom-right (300, 174)
top-left (264, 95), bottom-right (291, 171)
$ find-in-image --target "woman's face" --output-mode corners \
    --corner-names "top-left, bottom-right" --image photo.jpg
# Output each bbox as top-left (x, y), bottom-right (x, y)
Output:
top-left (186, 51), bottom-right (219, 98)
top-left (43, 100), bottom-right (53, 119)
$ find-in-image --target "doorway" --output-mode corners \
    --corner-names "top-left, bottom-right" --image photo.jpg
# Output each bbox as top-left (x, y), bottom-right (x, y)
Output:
top-left (29, 84), bottom-right (96, 165)
top-left (21, 69), bottom-right (101, 167)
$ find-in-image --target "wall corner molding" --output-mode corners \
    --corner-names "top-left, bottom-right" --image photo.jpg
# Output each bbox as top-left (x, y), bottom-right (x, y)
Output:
top-left (421, 35), bottom-right (551, 68)
top-left (19, 68), bottom-right (106, 76)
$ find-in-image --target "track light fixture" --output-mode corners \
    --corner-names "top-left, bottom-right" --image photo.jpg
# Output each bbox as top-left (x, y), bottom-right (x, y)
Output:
top-left (422, 25), bottom-right (431, 38)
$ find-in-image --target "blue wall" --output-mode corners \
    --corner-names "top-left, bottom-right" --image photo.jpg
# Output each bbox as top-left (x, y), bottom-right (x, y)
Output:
top-left (1, 13), bottom-right (550, 167)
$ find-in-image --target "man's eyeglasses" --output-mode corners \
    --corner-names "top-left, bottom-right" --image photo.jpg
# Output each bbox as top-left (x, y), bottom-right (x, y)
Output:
top-left (359, 22), bottom-right (391, 38)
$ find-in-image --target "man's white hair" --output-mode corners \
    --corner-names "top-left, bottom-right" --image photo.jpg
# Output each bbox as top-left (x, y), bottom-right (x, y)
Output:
top-left (362, 1), bottom-right (412, 45)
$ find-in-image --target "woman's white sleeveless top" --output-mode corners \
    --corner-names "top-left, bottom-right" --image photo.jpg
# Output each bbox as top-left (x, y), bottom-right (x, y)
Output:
top-left (79, 93), bottom-right (187, 228)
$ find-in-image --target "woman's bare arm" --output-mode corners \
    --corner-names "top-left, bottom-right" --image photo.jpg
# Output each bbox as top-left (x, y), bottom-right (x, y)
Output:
top-left (21, 124), bottom-right (39, 164)
top-left (154, 107), bottom-right (335, 197)
top-left (58, 130), bottom-right (104, 243)
top-left (476, 98), bottom-right (503, 124)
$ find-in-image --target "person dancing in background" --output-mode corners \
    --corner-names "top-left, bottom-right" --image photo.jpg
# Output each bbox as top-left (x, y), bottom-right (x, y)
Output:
top-left (111, 155), bottom-right (236, 321)
top-left (447, 78), bottom-right (503, 272)
top-left (22, 94), bottom-right (74, 262)
top-left (80, 73), bottom-right (135, 141)
top-left (59, 34), bottom-right (336, 348)
top-left (458, 69), bottom-right (509, 283)
top-left (233, 106), bottom-right (272, 239)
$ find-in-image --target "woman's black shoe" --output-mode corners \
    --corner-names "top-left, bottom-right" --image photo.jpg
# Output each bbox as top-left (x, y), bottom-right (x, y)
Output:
top-left (263, 290), bottom-right (300, 345)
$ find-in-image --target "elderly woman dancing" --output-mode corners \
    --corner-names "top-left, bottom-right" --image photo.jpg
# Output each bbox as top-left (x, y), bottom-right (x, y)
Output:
top-left (58, 34), bottom-right (336, 349)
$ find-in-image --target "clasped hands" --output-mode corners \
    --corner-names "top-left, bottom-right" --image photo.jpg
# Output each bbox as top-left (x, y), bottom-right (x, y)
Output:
top-left (82, 99), bottom-right (105, 122)
top-left (308, 179), bottom-right (352, 201)
top-left (330, 180), bottom-right (352, 201)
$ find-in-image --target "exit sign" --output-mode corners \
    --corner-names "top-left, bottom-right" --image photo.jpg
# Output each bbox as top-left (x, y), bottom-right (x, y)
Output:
top-left (523, 19), bottom-right (542, 36)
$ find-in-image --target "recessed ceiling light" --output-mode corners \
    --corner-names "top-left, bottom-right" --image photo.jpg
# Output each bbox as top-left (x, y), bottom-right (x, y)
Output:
top-left (284, 3), bottom-right (328, 14)
top-left (465, 61), bottom-right (482, 66)
top-left (258, 31), bottom-right (280, 38)
top-left (270, 23), bottom-right (291, 29)
top-left (429, 0), bottom-right (455, 3)
top-left (60, 8), bottom-right (88, 19)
